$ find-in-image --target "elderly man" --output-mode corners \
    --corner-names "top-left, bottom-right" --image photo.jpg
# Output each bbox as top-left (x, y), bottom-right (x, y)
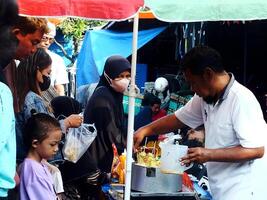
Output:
top-left (39, 22), bottom-right (69, 97)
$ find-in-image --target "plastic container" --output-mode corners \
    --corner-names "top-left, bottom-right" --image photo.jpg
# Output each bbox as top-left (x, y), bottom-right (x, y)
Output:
top-left (159, 142), bottom-right (193, 174)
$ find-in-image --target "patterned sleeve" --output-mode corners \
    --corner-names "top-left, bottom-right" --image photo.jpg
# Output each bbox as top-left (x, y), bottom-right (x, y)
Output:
top-left (24, 92), bottom-right (51, 121)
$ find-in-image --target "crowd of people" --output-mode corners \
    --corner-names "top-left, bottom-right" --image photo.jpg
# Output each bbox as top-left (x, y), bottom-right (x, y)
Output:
top-left (0, 0), bottom-right (81, 199)
top-left (1, 1), bottom-right (267, 200)
top-left (1, 1), bottom-right (131, 199)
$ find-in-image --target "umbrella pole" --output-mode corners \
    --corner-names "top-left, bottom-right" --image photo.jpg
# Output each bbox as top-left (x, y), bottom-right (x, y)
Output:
top-left (124, 13), bottom-right (139, 200)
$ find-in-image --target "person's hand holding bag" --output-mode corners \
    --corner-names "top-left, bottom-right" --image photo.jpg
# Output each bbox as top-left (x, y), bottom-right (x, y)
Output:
top-left (64, 114), bottom-right (83, 129)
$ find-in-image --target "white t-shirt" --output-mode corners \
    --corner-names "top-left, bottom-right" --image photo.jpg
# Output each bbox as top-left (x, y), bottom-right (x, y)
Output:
top-left (175, 75), bottom-right (267, 200)
top-left (47, 50), bottom-right (69, 86)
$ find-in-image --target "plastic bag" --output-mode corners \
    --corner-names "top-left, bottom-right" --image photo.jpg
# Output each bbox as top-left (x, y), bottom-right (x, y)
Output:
top-left (62, 123), bottom-right (97, 163)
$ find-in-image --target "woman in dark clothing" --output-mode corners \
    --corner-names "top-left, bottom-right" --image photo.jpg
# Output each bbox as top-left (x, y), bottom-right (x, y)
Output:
top-left (60, 55), bottom-right (131, 200)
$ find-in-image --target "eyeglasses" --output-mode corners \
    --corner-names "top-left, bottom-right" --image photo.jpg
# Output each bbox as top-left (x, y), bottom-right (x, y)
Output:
top-left (41, 36), bottom-right (55, 43)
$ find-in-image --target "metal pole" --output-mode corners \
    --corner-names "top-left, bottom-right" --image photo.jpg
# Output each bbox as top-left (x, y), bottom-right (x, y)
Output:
top-left (124, 13), bottom-right (139, 200)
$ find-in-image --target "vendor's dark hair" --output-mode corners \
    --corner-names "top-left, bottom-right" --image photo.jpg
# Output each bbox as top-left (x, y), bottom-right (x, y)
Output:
top-left (23, 111), bottom-right (61, 151)
top-left (180, 46), bottom-right (224, 75)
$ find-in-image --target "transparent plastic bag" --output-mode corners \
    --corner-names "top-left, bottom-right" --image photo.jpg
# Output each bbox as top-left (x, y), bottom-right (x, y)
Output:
top-left (62, 123), bottom-right (97, 163)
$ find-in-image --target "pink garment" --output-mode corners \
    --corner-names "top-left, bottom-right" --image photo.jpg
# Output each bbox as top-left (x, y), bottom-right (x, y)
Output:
top-left (152, 109), bottom-right (167, 121)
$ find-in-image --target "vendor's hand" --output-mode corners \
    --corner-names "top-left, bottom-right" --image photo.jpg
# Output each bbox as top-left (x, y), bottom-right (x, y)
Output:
top-left (64, 114), bottom-right (83, 129)
top-left (180, 147), bottom-right (210, 165)
top-left (133, 128), bottom-right (147, 151)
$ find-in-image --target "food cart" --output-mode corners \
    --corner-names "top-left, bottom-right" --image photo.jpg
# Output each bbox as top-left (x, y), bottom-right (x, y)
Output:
top-left (18, 1), bottom-right (267, 199)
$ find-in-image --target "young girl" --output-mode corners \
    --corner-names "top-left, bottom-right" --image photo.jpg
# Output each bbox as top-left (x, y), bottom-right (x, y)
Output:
top-left (19, 112), bottom-right (62, 200)
top-left (16, 48), bottom-right (82, 162)
top-left (16, 48), bottom-right (82, 198)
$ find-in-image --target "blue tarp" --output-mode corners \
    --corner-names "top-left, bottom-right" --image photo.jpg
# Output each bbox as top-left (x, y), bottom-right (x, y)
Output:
top-left (50, 30), bottom-right (73, 67)
top-left (76, 27), bottom-right (167, 87)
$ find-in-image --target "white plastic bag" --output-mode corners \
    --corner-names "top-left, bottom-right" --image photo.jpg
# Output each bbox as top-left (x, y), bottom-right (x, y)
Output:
top-left (63, 123), bottom-right (97, 163)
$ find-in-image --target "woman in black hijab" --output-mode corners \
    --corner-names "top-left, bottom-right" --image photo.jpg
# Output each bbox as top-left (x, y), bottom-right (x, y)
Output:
top-left (60, 55), bottom-right (131, 200)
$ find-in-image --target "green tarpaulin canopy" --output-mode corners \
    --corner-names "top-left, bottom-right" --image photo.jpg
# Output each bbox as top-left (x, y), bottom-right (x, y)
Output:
top-left (145, 0), bottom-right (267, 22)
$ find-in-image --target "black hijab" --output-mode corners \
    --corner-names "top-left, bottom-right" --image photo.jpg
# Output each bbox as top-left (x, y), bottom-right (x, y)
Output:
top-left (92, 55), bottom-right (131, 139)
top-left (97, 55), bottom-right (131, 88)
top-left (95, 55), bottom-right (131, 121)
top-left (60, 56), bottom-right (131, 182)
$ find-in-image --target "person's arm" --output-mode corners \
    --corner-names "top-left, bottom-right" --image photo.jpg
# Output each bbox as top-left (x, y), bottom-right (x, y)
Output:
top-left (134, 113), bottom-right (185, 148)
top-left (63, 114), bottom-right (83, 130)
top-left (181, 145), bottom-right (264, 164)
top-left (0, 84), bottom-right (15, 150)
top-left (54, 84), bottom-right (65, 96)
top-left (25, 93), bottom-right (82, 132)
top-left (24, 92), bottom-right (51, 120)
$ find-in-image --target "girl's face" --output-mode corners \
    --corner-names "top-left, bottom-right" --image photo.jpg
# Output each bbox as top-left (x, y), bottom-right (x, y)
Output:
top-left (35, 129), bottom-right (62, 161)
top-left (37, 65), bottom-right (52, 83)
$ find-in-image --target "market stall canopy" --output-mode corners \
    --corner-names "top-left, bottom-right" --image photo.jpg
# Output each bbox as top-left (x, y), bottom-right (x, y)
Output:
top-left (18, 0), bottom-right (144, 20)
top-left (145, 0), bottom-right (267, 22)
top-left (76, 26), bottom-right (167, 87)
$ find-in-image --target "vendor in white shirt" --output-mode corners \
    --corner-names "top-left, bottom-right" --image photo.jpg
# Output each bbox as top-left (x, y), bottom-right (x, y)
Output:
top-left (134, 46), bottom-right (267, 200)
top-left (38, 21), bottom-right (69, 96)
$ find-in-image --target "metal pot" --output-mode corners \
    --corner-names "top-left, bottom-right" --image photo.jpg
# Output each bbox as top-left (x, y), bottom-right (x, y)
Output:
top-left (131, 163), bottom-right (182, 193)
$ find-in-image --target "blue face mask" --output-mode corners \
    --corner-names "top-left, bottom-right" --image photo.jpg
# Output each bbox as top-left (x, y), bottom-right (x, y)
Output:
top-left (39, 74), bottom-right (51, 91)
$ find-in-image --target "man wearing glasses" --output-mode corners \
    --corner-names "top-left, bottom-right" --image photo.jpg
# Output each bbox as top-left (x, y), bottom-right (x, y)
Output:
top-left (39, 22), bottom-right (69, 98)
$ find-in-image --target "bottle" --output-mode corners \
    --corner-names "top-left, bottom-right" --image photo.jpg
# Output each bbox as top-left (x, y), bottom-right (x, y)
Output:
top-left (118, 149), bottom-right (126, 184)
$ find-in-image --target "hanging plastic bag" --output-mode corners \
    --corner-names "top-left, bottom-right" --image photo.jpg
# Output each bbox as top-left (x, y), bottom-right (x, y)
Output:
top-left (62, 123), bottom-right (97, 163)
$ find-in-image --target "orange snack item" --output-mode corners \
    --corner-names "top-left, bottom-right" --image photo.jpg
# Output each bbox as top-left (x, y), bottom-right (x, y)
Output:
top-left (118, 150), bottom-right (126, 184)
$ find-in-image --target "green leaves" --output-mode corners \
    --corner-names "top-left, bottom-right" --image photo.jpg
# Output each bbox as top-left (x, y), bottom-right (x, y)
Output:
top-left (57, 18), bottom-right (106, 65)
top-left (58, 18), bottom-right (105, 41)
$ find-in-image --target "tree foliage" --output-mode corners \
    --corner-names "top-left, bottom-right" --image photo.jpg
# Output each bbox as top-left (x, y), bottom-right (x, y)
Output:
top-left (58, 18), bottom-right (104, 41)
top-left (57, 18), bottom-right (106, 64)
